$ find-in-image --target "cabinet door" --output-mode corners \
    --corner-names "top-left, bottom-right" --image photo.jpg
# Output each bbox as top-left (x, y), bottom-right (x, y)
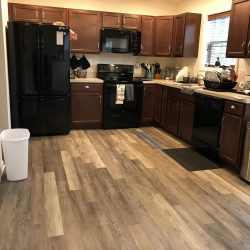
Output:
top-left (219, 113), bottom-right (242, 167)
top-left (41, 7), bottom-right (67, 24)
top-left (71, 91), bottom-right (102, 129)
top-left (69, 10), bottom-right (101, 53)
top-left (123, 14), bottom-right (141, 30)
top-left (173, 14), bottom-right (186, 57)
top-left (142, 85), bottom-right (156, 122)
top-left (154, 85), bottom-right (163, 124)
top-left (155, 16), bottom-right (174, 56)
top-left (227, 0), bottom-right (250, 57)
top-left (102, 12), bottom-right (122, 28)
top-left (166, 98), bottom-right (179, 134)
top-left (178, 101), bottom-right (195, 143)
top-left (160, 87), bottom-right (168, 128)
top-left (11, 4), bottom-right (39, 22)
top-left (141, 16), bottom-right (155, 56)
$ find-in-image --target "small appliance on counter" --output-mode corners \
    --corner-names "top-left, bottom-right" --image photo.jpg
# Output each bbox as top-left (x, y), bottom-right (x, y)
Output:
top-left (97, 64), bottom-right (143, 129)
top-left (70, 55), bottom-right (90, 78)
top-left (176, 66), bottom-right (189, 82)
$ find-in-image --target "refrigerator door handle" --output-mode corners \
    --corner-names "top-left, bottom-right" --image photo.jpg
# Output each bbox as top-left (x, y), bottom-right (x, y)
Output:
top-left (40, 33), bottom-right (45, 92)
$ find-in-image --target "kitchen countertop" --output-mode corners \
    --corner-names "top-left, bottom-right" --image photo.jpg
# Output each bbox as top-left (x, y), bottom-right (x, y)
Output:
top-left (70, 78), bottom-right (250, 104)
top-left (70, 78), bottom-right (104, 83)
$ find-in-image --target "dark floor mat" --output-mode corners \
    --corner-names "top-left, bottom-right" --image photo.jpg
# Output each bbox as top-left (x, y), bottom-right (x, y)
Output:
top-left (162, 148), bottom-right (221, 171)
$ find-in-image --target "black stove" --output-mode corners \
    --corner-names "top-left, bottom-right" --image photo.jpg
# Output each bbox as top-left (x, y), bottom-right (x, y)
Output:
top-left (97, 64), bottom-right (143, 129)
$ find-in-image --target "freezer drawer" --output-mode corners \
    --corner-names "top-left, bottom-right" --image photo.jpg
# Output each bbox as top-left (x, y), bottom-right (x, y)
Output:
top-left (11, 96), bottom-right (70, 136)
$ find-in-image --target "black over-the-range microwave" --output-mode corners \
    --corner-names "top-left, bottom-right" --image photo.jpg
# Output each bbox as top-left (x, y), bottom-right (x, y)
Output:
top-left (100, 28), bottom-right (141, 54)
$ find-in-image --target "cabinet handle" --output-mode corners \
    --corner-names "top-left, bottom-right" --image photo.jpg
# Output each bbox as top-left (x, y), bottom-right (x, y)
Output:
top-left (247, 41), bottom-right (250, 54)
top-left (42, 11), bottom-right (45, 21)
top-left (118, 17), bottom-right (120, 27)
top-left (99, 94), bottom-right (102, 104)
top-left (169, 45), bottom-right (171, 54)
top-left (144, 87), bottom-right (146, 95)
top-left (97, 42), bottom-right (100, 49)
top-left (141, 44), bottom-right (143, 52)
top-left (221, 116), bottom-right (225, 127)
top-left (242, 41), bottom-right (246, 52)
top-left (84, 85), bottom-right (90, 89)
top-left (230, 105), bottom-right (236, 110)
top-left (36, 10), bottom-right (38, 19)
top-left (123, 18), bottom-right (126, 27)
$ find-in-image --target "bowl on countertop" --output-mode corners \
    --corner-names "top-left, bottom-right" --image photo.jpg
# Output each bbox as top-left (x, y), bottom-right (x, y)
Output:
top-left (204, 80), bottom-right (237, 90)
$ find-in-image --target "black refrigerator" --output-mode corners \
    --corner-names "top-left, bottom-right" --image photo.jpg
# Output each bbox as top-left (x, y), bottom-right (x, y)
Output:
top-left (7, 22), bottom-right (71, 136)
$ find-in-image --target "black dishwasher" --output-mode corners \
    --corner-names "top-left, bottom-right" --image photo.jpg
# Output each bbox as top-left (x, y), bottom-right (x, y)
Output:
top-left (192, 94), bottom-right (225, 160)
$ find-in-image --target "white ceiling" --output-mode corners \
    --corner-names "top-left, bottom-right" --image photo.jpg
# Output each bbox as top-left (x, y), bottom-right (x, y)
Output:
top-left (155, 0), bottom-right (188, 3)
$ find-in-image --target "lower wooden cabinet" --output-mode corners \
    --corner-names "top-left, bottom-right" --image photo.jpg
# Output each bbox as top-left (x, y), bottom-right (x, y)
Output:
top-left (219, 113), bottom-right (242, 167)
top-left (154, 85), bottom-right (163, 124)
top-left (178, 101), bottom-right (195, 142)
top-left (71, 83), bottom-right (103, 129)
top-left (142, 84), bottom-right (156, 123)
top-left (160, 87), bottom-right (168, 128)
top-left (166, 97), bottom-right (179, 134)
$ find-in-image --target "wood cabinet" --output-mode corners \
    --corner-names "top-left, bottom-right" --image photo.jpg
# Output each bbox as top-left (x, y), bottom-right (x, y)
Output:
top-left (102, 13), bottom-right (141, 30)
top-left (123, 14), bottom-right (141, 30)
top-left (178, 101), bottom-right (195, 142)
top-left (154, 85), bottom-right (163, 124)
top-left (102, 12), bottom-right (122, 29)
top-left (166, 88), bottom-right (195, 142)
top-left (9, 3), bottom-right (40, 23)
top-left (9, 3), bottom-right (67, 24)
top-left (41, 7), bottom-right (67, 24)
top-left (172, 13), bottom-right (201, 57)
top-left (141, 16), bottom-right (155, 56)
top-left (71, 83), bottom-right (103, 129)
top-left (155, 16), bottom-right (174, 56)
top-left (219, 100), bottom-right (245, 168)
top-left (160, 87), bottom-right (168, 128)
top-left (69, 10), bottom-right (101, 53)
top-left (142, 84), bottom-right (156, 123)
top-left (166, 97), bottom-right (180, 134)
top-left (227, 0), bottom-right (250, 58)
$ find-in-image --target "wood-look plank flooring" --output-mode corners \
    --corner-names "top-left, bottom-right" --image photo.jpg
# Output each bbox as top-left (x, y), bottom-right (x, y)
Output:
top-left (1, 127), bottom-right (250, 250)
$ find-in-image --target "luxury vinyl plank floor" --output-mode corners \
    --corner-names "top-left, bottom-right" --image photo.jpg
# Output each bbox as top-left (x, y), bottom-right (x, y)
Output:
top-left (1, 127), bottom-right (250, 250)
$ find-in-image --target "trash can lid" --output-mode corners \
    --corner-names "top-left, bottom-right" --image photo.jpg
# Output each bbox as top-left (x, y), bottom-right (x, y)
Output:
top-left (0, 129), bottom-right (30, 142)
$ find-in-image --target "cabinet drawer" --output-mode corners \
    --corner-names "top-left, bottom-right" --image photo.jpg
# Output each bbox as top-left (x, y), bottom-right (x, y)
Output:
top-left (71, 83), bottom-right (102, 92)
top-left (224, 101), bottom-right (244, 116)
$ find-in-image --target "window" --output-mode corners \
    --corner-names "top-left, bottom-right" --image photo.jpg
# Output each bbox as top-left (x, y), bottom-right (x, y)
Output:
top-left (205, 11), bottom-right (236, 67)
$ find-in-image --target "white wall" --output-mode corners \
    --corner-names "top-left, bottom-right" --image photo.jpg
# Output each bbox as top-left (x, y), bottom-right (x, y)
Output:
top-left (9, 0), bottom-right (177, 15)
top-left (175, 0), bottom-right (250, 76)
top-left (0, 0), bottom-right (9, 179)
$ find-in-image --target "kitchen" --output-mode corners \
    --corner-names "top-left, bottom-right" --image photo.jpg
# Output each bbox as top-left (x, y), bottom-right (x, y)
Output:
top-left (1, 0), bottom-right (250, 249)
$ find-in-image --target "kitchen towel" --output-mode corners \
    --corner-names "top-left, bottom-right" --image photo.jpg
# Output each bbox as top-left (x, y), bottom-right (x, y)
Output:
top-left (70, 54), bottom-right (79, 70)
top-left (116, 84), bottom-right (126, 104)
top-left (78, 55), bottom-right (91, 70)
top-left (125, 84), bottom-right (134, 102)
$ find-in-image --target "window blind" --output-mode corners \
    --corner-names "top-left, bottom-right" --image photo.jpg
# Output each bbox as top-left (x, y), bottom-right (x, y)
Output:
top-left (206, 12), bottom-right (236, 67)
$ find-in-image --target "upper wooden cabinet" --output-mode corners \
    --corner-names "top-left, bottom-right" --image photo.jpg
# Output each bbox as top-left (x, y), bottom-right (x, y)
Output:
top-left (123, 14), bottom-right (141, 30)
top-left (9, 3), bottom-right (67, 24)
top-left (172, 13), bottom-right (201, 57)
top-left (227, 0), bottom-right (250, 58)
top-left (141, 16), bottom-right (155, 56)
top-left (41, 7), bottom-right (67, 24)
top-left (68, 10), bottom-right (101, 53)
top-left (9, 4), bottom-right (40, 23)
top-left (102, 12), bottom-right (122, 29)
top-left (102, 13), bottom-right (141, 30)
top-left (155, 16), bottom-right (174, 56)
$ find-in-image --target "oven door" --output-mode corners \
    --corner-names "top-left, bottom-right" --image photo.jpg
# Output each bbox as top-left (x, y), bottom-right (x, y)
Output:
top-left (103, 82), bottom-right (143, 129)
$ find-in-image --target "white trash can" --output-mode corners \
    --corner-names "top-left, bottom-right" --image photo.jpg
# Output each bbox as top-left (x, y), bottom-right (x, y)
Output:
top-left (1, 129), bottom-right (30, 181)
